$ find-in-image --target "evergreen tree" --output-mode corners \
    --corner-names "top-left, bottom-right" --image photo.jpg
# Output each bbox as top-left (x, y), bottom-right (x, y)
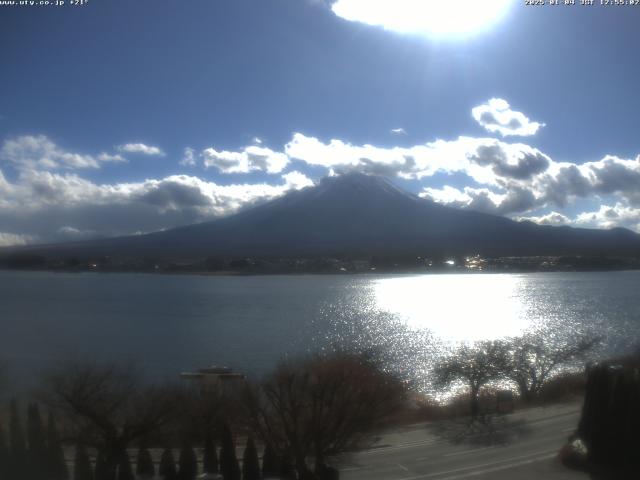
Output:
top-left (116, 451), bottom-right (134, 480)
top-left (202, 433), bottom-right (218, 474)
top-left (261, 444), bottom-right (278, 479)
top-left (136, 446), bottom-right (155, 479)
top-left (241, 438), bottom-right (260, 480)
top-left (27, 403), bottom-right (47, 478)
top-left (219, 424), bottom-right (240, 480)
top-left (47, 412), bottom-right (69, 480)
top-left (0, 420), bottom-right (9, 480)
top-left (159, 449), bottom-right (177, 480)
top-left (177, 443), bottom-right (197, 480)
top-left (9, 399), bottom-right (27, 480)
top-left (73, 444), bottom-right (94, 480)
top-left (94, 451), bottom-right (116, 480)
top-left (280, 452), bottom-right (296, 480)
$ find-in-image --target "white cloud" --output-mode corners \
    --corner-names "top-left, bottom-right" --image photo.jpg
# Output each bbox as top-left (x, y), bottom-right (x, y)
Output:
top-left (0, 168), bottom-right (311, 245)
top-left (516, 211), bottom-right (572, 227)
top-left (281, 170), bottom-right (314, 190)
top-left (390, 127), bottom-right (407, 135)
top-left (284, 132), bottom-right (551, 184)
top-left (1, 135), bottom-right (125, 170)
top-left (117, 143), bottom-right (165, 156)
top-left (0, 232), bottom-right (37, 247)
top-left (179, 147), bottom-right (197, 167)
top-left (574, 203), bottom-right (640, 231)
top-left (331, 0), bottom-right (513, 37)
top-left (202, 145), bottom-right (289, 174)
top-left (472, 98), bottom-right (544, 137)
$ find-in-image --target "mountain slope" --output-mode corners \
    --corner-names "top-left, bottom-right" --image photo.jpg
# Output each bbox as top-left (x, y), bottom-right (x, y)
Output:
top-left (6, 173), bottom-right (640, 259)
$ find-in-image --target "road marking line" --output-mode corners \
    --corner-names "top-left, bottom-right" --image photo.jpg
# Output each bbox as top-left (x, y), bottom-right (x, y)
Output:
top-left (395, 449), bottom-right (557, 480)
top-left (434, 453), bottom-right (556, 480)
top-left (359, 439), bottom-right (441, 455)
top-left (442, 446), bottom-right (495, 458)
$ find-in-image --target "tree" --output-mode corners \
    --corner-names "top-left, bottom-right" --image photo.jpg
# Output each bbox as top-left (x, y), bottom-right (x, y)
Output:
top-left (0, 419), bottom-right (9, 480)
top-left (44, 360), bottom-right (178, 480)
top-left (27, 403), bottom-right (48, 478)
top-left (261, 444), bottom-right (278, 479)
top-left (177, 443), bottom-right (197, 480)
top-left (158, 449), bottom-right (177, 480)
top-left (242, 438), bottom-right (260, 480)
top-left (48, 412), bottom-right (69, 480)
top-left (9, 399), bottom-right (27, 480)
top-left (136, 446), bottom-right (155, 479)
top-left (116, 451), bottom-right (134, 480)
top-left (219, 424), bottom-right (240, 480)
top-left (202, 433), bottom-right (218, 474)
top-left (501, 331), bottom-right (600, 403)
top-left (244, 352), bottom-right (406, 477)
top-left (73, 444), bottom-right (94, 480)
top-left (434, 341), bottom-right (507, 420)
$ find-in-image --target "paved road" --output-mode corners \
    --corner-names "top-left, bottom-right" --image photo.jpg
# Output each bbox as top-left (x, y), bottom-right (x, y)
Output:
top-left (340, 403), bottom-right (589, 480)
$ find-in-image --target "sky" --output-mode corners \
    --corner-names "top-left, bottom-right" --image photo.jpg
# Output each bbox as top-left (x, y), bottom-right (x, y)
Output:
top-left (1, 0), bottom-right (640, 245)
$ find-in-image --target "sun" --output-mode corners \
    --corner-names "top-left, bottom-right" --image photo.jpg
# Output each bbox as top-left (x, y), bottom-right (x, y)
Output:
top-left (331, 0), bottom-right (514, 38)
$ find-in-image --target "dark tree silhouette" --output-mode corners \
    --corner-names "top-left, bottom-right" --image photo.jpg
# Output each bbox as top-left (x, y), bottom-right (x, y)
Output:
top-left (177, 444), bottom-right (198, 480)
top-left (501, 331), bottom-right (599, 403)
top-left (9, 399), bottom-right (27, 480)
top-left (27, 403), bottom-right (48, 478)
top-left (116, 451), bottom-right (134, 480)
top-left (577, 353), bottom-right (640, 479)
top-left (220, 424), bottom-right (240, 480)
top-left (44, 361), bottom-right (178, 479)
top-left (242, 437), bottom-right (260, 480)
top-left (434, 341), bottom-right (507, 420)
top-left (48, 412), bottom-right (69, 480)
top-left (73, 444), bottom-right (94, 480)
top-left (159, 449), bottom-right (178, 480)
top-left (0, 419), bottom-right (9, 480)
top-left (261, 443), bottom-right (278, 479)
top-left (136, 446), bottom-right (155, 479)
top-left (202, 432), bottom-right (218, 474)
top-left (244, 352), bottom-right (406, 477)
top-left (94, 451), bottom-right (115, 480)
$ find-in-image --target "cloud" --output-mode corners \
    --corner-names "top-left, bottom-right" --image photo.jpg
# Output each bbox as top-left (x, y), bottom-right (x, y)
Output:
top-left (0, 232), bottom-right (37, 247)
top-left (281, 170), bottom-right (314, 190)
top-left (1, 135), bottom-right (125, 170)
top-left (202, 145), bottom-right (289, 174)
top-left (0, 167), bottom-right (312, 246)
top-left (117, 143), bottom-right (165, 156)
top-left (472, 98), bottom-right (544, 137)
top-left (179, 147), bottom-right (197, 167)
top-left (390, 128), bottom-right (407, 135)
top-left (284, 132), bottom-right (552, 185)
top-left (516, 211), bottom-right (572, 227)
top-left (574, 203), bottom-right (640, 231)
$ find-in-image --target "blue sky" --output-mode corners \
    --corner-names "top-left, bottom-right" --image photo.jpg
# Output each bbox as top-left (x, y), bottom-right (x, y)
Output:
top-left (1, 0), bottom-right (640, 244)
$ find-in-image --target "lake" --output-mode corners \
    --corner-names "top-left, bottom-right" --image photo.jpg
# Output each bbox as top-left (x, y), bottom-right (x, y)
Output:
top-left (1, 270), bottom-right (639, 390)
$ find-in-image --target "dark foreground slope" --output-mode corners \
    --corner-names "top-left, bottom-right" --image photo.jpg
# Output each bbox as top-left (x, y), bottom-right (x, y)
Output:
top-left (4, 173), bottom-right (640, 260)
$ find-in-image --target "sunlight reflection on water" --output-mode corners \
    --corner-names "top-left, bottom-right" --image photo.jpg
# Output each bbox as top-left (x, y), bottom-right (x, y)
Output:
top-left (373, 274), bottom-right (530, 342)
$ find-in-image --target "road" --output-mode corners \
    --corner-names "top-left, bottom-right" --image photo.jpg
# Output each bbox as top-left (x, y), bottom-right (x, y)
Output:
top-left (339, 402), bottom-right (589, 480)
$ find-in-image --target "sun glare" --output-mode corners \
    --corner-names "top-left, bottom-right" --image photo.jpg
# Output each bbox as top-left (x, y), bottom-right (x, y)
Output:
top-left (373, 274), bottom-right (530, 342)
top-left (332, 0), bottom-right (514, 38)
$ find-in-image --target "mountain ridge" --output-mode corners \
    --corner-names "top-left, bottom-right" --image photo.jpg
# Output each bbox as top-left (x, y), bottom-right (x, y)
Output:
top-left (2, 172), bottom-right (640, 260)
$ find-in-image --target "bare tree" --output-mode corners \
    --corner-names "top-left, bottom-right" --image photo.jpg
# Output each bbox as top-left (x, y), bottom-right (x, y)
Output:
top-left (42, 360), bottom-right (179, 479)
top-left (244, 352), bottom-right (407, 477)
top-left (433, 341), bottom-right (507, 420)
top-left (501, 331), bottom-right (600, 403)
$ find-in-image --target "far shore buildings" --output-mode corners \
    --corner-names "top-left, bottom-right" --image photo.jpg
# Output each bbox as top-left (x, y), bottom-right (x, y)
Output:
top-left (180, 365), bottom-right (245, 391)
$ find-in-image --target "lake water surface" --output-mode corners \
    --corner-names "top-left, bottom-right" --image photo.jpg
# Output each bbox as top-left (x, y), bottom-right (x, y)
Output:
top-left (1, 270), bottom-right (639, 388)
